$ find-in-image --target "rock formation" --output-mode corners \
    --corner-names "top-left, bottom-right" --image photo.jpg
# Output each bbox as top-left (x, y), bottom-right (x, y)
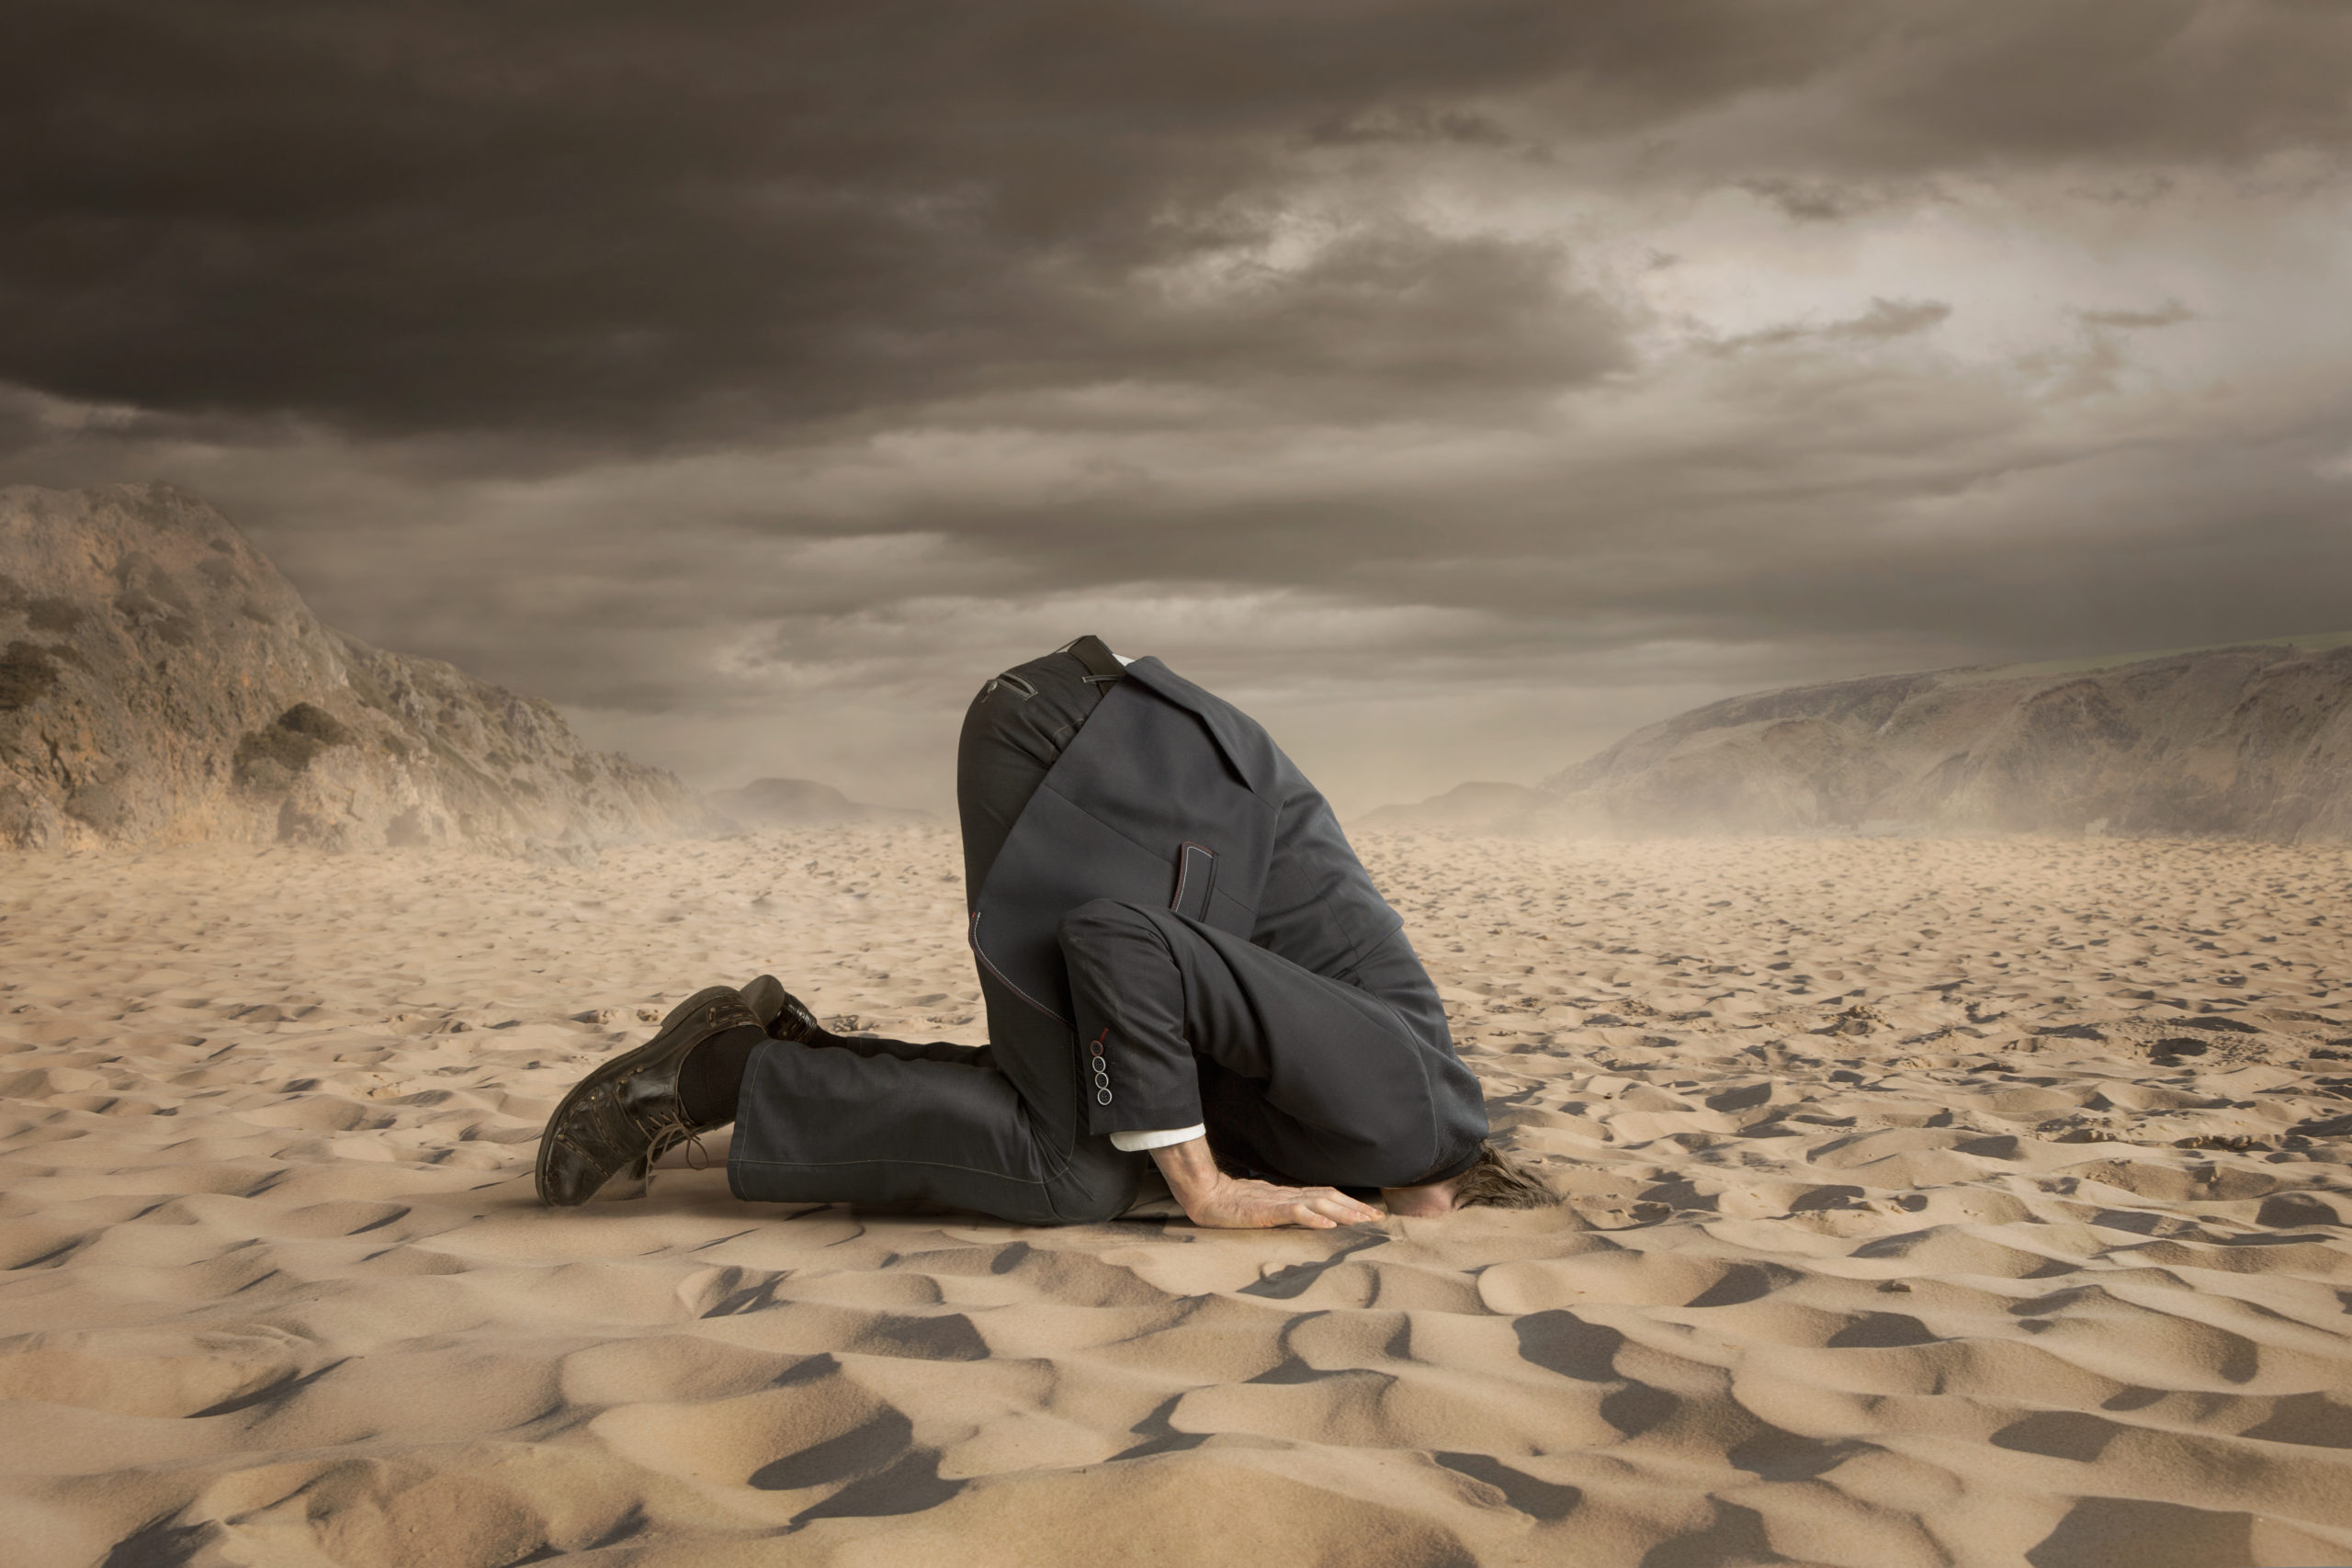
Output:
top-left (0, 482), bottom-right (709, 856)
top-left (707, 776), bottom-right (927, 828)
top-left (1518, 639), bottom-right (2352, 841)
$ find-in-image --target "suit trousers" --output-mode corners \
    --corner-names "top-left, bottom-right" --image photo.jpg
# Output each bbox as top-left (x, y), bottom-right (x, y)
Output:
top-left (727, 641), bottom-right (1476, 1223)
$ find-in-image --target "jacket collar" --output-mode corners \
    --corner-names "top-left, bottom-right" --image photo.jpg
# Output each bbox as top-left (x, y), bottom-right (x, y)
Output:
top-left (1119, 656), bottom-right (1278, 799)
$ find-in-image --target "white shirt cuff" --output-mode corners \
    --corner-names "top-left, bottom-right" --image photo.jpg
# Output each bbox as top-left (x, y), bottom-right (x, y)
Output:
top-left (1110, 1123), bottom-right (1205, 1153)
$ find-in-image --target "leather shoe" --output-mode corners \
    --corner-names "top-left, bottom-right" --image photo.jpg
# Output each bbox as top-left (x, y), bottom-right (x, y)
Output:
top-left (738, 974), bottom-right (830, 1043)
top-left (537, 986), bottom-right (764, 1206)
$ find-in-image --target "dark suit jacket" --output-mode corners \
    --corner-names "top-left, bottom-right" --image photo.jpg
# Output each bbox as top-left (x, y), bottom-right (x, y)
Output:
top-left (970, 656), bottom-right (1477, 1173)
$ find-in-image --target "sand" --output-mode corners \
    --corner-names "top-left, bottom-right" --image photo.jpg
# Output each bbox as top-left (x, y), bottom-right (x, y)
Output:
top-left (2, 827), bottom-right (2348, 1566)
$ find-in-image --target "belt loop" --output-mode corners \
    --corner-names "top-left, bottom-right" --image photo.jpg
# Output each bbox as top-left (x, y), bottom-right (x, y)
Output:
top-left (1060, 634), bottom-right (1126, 685)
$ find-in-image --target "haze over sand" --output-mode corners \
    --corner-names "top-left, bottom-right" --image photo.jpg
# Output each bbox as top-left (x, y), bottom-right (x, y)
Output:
top-left (3, 827), bottom-right (2349, 1565)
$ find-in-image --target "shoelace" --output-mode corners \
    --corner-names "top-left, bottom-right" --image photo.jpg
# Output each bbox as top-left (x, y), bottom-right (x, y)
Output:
top-left (642, 1111), bottom-right (711, 1173)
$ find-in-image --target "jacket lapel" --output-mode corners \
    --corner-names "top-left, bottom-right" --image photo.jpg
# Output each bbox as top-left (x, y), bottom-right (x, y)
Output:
top-left (1118, 657), bottom-right (1280, 801)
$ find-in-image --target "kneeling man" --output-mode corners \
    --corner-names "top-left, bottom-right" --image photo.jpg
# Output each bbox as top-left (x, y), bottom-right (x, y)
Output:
top-left (537, 637), bottom-right (1555, 1228)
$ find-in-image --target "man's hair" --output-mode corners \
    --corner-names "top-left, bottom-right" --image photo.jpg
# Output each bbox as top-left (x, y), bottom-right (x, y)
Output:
top-left (1453, 1142), bottom-right (1562, 1210)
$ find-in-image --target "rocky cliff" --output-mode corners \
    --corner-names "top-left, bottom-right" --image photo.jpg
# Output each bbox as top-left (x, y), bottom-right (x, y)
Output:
top-left (0, 482), bottom-right (709, 856)
top-left (1521, 638), bottom-right (2352, 840)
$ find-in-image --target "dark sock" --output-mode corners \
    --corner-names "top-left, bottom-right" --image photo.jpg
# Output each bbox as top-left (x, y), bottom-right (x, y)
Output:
top-left (679, 1027), bottom-right (760, 1126)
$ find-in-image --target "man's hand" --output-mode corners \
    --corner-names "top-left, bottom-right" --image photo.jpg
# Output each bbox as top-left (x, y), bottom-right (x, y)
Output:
top-left (1178, 1174), bottom-right (1384, 1229)
top-left (1148, 1135), bottom-right (1382, 1229)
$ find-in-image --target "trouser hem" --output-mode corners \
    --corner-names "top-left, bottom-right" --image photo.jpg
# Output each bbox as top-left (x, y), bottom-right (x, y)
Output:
top-left (728, 1147), bottom-right (1145, 1226)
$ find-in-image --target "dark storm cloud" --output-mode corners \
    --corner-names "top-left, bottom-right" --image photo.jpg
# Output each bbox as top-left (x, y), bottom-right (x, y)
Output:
top-left (1830, 1), bottom-right (2352, 168)
top-left (5, 1), bottom-right (2351, 810)
top-left (1577, 1), bottom-right (2352, 180)
top-left (9, 0), bottom-right (2346, 446)
top-left (2, 0), bottom-right (1680, 441)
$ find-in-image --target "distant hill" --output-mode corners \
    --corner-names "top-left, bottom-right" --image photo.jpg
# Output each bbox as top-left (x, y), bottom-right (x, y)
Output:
top-left (0, 482), bottom-right (710, 857)
top-left (709, 777), bottom-right (927, 828)
top-left (1363, 637), bottom-right (2352, 841)
top-left (1354, 781), bottom-right (1546, 832)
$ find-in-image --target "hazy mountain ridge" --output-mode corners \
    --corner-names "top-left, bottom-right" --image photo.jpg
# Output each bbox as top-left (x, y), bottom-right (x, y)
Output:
top-left (0, 482), bottom-right (708, 856)
top-left (708, 777), bottom-right (929, 827)
top-left (1364, 638), bottom-right (2352, 841)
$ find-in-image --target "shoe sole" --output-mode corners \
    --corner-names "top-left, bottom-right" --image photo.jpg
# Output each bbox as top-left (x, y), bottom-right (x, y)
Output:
top-left (536, 984), bottom-right (743, 1206)
top-left (650, 977), bottom-right (783, 1036)
top-left (739, 975), bottom-right (787, 1032)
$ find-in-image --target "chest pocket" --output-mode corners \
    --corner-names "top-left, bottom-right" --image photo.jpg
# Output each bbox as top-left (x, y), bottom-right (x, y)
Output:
top-left (1170, 841), bottom-right (1216, 922)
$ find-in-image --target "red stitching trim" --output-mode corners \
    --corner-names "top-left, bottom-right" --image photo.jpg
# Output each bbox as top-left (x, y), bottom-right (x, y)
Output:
top-left (1171, 840), bottom-right (1215, 915)
top-left (967, 909), bottom-right (1070, 1026)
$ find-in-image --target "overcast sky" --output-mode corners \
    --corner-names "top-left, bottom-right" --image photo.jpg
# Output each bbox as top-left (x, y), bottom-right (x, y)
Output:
top-left (6, 2), bottom-right (2350, 815)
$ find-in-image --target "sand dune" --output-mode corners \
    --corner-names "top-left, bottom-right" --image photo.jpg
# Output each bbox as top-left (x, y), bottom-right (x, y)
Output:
top-left (2, 827), bottom-right (2348, 1565)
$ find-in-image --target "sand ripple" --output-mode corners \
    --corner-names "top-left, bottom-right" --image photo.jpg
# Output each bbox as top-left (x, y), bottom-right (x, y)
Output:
top-left (1, 829), bottom-right (2348, 1565)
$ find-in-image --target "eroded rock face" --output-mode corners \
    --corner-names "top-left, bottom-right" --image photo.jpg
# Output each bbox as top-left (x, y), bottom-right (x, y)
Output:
top-left (1532, 643), bottom-right (2352, 840)
top-left (0, 482), bottom-right (708, 855)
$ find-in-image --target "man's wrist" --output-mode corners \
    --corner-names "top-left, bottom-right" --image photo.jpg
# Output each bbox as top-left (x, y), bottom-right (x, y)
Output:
top-left (1147, 1134), bottom-right (1227, 1205)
